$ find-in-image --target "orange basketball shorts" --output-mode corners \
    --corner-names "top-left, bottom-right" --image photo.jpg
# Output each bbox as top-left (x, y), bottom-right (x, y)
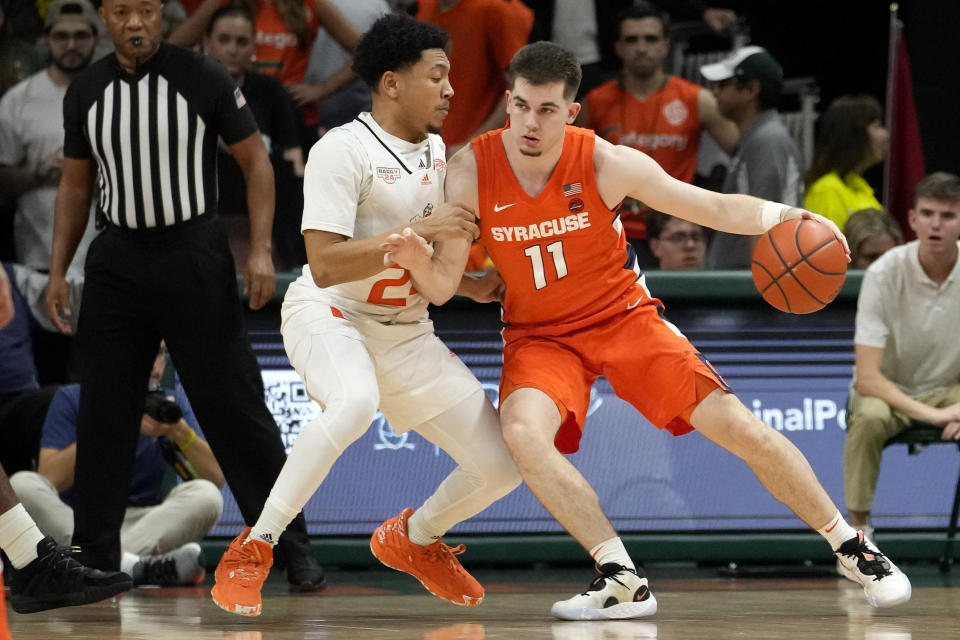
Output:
top-left (500, 301), bottom-right (730, 454)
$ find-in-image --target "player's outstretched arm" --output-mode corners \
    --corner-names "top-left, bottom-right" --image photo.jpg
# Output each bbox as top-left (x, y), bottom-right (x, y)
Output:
top-left (595, 139), bottom-right (849, 257)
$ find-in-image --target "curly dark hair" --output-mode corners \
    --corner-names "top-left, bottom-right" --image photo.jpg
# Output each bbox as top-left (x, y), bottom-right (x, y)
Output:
top-left (352, 13), bottom-right (448, 91)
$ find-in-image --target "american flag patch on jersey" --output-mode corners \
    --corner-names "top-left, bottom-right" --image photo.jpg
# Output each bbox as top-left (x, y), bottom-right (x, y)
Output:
top-left (234, 87), bottom-right (247, 109)
top-left (562, 182), bottom-right (583, 197)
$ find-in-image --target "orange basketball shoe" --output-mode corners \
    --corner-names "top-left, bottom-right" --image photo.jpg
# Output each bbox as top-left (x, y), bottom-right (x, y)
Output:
top-left (370, 508), bottom-right (483, 607)
top-left (211, 527), bottom-right (273, 616)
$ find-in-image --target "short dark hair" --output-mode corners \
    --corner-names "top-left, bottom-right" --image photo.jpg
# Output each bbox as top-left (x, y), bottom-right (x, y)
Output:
top-left (729, 76), bottom-right (780, 110)
top-left (914, 171), bottom-right (960, 206)
top-left (206, 6), bottom-right (255, 37)
top-left (645, 210), bottom-right (677, 239)
top-left (352, 14), bottom-right (448, 91)
top-left (508, 41), bottom-right (582, 102)
top-left (616, 1), bottom-right (671, 40)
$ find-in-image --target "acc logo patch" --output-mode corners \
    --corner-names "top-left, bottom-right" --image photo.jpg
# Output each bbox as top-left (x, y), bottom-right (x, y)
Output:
top-left (377, 167), bottom-right (401, 184)
top-left (568, 197), bottom-right (585, 213)
top-left (662, 99), bottom-right (689, 126)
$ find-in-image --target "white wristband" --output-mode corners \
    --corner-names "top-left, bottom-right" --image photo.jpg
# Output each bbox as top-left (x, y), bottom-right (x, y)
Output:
top-left (760, 201), bottom-right (788, 231)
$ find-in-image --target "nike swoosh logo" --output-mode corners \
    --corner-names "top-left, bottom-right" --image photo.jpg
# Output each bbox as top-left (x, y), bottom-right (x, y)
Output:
top-left (493, 202), bottom-right (517, 212)
top-left (626, 296), bottom-right (644, 310)
top-left (825, 516), bottom-right (840, 533)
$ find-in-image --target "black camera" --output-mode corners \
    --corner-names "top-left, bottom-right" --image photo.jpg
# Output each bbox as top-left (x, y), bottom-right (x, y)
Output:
top-left (144, 389), bottom-right (182, 424)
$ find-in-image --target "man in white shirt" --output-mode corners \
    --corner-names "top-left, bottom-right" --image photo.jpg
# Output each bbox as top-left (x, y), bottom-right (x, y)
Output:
top-left (210, 13), bottom-right (521, 617)
top-left (844, 171), bottom-right (960, 551)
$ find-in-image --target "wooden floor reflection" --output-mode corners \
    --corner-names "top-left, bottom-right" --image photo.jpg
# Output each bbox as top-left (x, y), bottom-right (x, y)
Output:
top-left (7, 564), bottom-right (960, 639)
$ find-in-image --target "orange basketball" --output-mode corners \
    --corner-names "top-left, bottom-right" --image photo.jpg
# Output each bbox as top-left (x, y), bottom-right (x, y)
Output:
top-left (751, 218), bottom-right (847, 314)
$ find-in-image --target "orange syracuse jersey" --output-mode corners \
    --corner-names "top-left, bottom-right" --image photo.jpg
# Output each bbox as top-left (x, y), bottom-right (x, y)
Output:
top-left (474, 125), bottom-right (652, 331)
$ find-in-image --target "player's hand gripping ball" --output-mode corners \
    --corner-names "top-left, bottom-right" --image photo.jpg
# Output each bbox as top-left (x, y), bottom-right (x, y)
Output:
top-left (751, 218), bottom-right (847, 314)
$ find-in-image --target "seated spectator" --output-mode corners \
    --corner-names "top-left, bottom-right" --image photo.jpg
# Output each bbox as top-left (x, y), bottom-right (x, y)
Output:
top-left (804, 95), bottom-right (888, 230)
top-left (842, 172), bottom-right (960, 561)
top-left (0, 262), bottom-right (59, 476)
top-left (843, 208), bottom-right (904, 270)
top-left (700, 45), bottom-right (803, 269)
top-left (577, 2), bottom-right (738, 265)
top-left (201, 5), bottom-right (307, 270)
top-left (170, 0), bottom-right (362, 144)
top-left (306, 0), bottom-right (388, 133)
top-left (646, 210), bottom-right (706, 270)
top-left (10, 345), bottom-right (226, 587)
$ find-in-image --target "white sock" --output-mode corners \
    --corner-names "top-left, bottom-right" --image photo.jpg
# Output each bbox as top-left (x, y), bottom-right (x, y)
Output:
top-left (590, 537), bottom-right (635, 572)
top-left (819, 511), bottom-right (859, 551)
top-left (0, 504), bottom-right (45, 569)
top-left (248, 496), bottom-right (298, 547)
top-left (120, 551), bottom-right (140, 577)
top-left (407, 509), bottom-right (444, 547)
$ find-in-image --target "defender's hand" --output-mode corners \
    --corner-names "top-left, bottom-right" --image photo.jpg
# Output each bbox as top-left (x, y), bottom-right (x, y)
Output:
top-left (411, 202), bottom-right (478, 242)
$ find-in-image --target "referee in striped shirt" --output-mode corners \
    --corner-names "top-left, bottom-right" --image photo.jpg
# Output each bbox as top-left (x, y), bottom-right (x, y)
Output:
top-left (43, 0), bottom-right (322, 587)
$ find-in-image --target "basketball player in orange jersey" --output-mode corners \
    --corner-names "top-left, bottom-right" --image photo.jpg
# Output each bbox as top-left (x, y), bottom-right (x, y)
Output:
top-left (380, 42), bottom-right (912, 620)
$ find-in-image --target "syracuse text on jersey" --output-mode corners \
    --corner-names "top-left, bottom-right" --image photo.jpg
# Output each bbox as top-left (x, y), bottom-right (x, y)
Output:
top-left (488, 212), bottom-right (591, 242)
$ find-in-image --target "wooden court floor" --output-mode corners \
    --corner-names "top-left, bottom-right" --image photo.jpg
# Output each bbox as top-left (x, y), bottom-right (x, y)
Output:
top-left (6, 564), bottom-right (960, 639)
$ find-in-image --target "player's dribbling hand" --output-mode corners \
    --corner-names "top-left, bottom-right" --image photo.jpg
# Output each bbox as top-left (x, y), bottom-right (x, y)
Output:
top-left (413, 202), bottom-right (478, 242)
top-left (44, 274), bottom-right (73, 335)
top-left (381, 228), bottom-right (434, 270)
top-left (781, 207), bottom-right (851, 260)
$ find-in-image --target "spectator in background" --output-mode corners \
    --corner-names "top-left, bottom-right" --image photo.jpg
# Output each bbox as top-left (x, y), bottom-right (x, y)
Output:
top-left (170, 0), bottom-right (362, 144)
top-left (0, 0), bottom-right (102, 383)
top-left (306, 0), bottom-right (388, 133)
top-left (416, 0), bottom-right (534, 155)
top-left (0, 0), bottom-right (45, 99)
top-left (844, 208), bottom-right (903, 270)
top-left (10, 344), bottom-right (225, 587)
top-left (842, 172), bottom-right (960, 560)
top-left (0, 263), bottom-right (58, 476)
top-left (804, 95), bottom-right (888, 230)
top-left (646, 210), bottom-right (706, 270)
top-left (202, 5), bottom-right (307, 270)
top-left (700, 45), bottom-right (803, 269)
top-left (578, 2), bottom-right (737, 264)
top-left (526, 0), bottom-right (737, 99)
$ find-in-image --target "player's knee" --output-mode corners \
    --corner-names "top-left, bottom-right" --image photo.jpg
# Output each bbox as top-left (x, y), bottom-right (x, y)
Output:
top-left (475, 449), bottom-right (523, 494)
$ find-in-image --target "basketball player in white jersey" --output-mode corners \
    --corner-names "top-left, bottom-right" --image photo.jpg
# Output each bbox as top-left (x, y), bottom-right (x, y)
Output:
top-left (211, 14), bottom-right (521, 617)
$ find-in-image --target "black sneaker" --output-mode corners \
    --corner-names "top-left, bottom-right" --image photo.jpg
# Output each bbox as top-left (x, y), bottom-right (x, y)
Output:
top-left (9, 537), bottom-right (133, 613)
top-left (275, 545), bottom-right (326, 593)
top-left (134, 542), bottom-right (206, 586)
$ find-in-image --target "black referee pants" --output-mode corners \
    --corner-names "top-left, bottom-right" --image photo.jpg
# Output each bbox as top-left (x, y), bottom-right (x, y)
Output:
top-left (72, 215), bottom-right (310, 570)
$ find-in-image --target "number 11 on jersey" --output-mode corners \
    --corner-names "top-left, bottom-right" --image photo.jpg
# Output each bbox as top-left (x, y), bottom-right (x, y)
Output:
top-left (523, 241), bottom-right (568, 290)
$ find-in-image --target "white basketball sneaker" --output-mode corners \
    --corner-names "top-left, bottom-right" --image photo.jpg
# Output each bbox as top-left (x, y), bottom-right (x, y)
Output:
top-left (551, 564), bottom-right (658, 621)
top-left (835, 530), bottom-right (911, 608)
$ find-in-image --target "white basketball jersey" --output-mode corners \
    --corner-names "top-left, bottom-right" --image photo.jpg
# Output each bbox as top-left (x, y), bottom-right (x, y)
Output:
top-left (291, 112), bottom-right (447, 324)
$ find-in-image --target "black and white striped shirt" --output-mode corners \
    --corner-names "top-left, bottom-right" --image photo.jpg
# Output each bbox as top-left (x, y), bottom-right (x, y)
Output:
top-left (63, 43), bottom-right (257, 229)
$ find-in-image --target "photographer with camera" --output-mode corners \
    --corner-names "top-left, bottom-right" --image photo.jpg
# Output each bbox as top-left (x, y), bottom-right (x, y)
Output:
top-left (9, 345), bottom-right (225, 587)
